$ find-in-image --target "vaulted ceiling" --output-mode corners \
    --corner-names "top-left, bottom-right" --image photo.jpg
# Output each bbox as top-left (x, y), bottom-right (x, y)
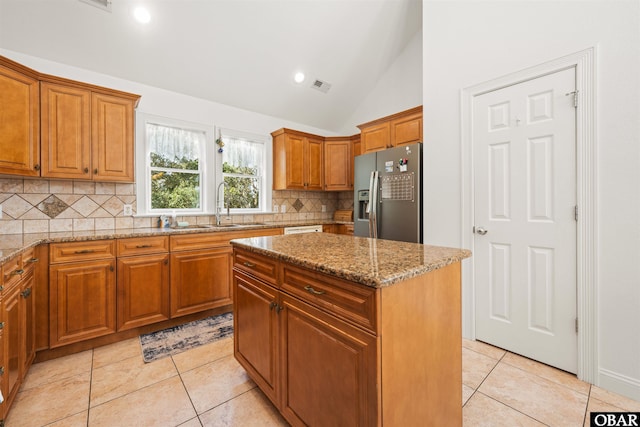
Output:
top-left (0, 0), bottom-right (422, 132)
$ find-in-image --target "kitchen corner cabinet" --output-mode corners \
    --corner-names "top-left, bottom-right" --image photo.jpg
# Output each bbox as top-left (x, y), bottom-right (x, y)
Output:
top-left (358, 105), bottom-right (423, 154)
top-left (272, 128), bottom-right (324, 191)
top-left (116, 236), bottom-right (170, 331)
top-left (324, 137), bottom-right (353, 191)
top-left (233, 246), bottom-right (462, 426)
top-left (1, 248), bottom-right (38, 421)
top-left (40, 79), bottom-right (138, 182)
top-left (49, 241), bottom-right (117, 348)
top-left (0, 56), bottom-right (40, 177)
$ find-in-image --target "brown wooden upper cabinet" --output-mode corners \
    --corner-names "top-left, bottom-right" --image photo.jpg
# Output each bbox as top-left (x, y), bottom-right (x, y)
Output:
top-left (0, 57), bottom-right (40, 176)
top-left (358, 106), bottom-right (422, 154)
top-left (272, 128), bottom-right (324, 191)
top-left (41, 78), bottom-right (139, 182)
top-left (324, 137), bottom-right (353, 191)
top-left (0, 55), bottom-right (140, 182)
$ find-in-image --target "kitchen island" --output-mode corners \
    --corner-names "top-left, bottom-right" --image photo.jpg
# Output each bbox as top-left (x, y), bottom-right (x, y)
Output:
top-left (231, 233), bottom-right (471, 427)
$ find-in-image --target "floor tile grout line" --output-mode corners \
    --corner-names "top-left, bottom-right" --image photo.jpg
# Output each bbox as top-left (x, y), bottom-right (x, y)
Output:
top-left (582, 384), bottom-right (593, 427)
top-left (473, 390), bottom-right (553, 427)
top-left (172, 354), bottom-right (202, 424)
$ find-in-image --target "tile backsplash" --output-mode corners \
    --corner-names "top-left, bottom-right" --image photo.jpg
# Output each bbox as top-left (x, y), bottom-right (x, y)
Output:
top-left (0, 177), bottom-right (355, 234)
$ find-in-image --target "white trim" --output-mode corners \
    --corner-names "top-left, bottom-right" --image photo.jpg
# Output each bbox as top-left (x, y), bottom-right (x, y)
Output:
top-left (598, 369), bottom-right (640, 402)
top-left (461, 47), bottom-right (597, 384)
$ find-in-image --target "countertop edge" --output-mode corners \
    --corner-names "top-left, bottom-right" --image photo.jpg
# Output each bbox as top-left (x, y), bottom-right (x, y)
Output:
top-left (231, 236), bottom-right (471, 288)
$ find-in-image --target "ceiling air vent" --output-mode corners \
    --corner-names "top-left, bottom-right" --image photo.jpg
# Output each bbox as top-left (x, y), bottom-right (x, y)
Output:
top-left (79, 0), bottom-right (112, 12)
top-left (310, 79), bottom-right (332, 94)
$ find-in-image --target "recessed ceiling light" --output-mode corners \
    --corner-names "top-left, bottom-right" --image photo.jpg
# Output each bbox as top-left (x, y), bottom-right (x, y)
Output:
top-left (133, 6), bottom-right (151, 24)
top-left (294, 72), bottom-right (305, 83)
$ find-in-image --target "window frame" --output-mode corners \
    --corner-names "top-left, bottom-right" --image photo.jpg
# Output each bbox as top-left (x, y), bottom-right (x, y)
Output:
top-left (136, 113), bottom-right (216, 216)
top-left (218, 128), bottom-right (272, 214)
top-left (135, 114), bottom-right (272, 217)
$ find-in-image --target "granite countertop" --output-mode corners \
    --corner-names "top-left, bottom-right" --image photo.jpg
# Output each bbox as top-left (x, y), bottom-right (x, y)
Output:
top-left (231, 233), bottom-right (471, 288)
top-left (0, 220), bottom-right (339, 264)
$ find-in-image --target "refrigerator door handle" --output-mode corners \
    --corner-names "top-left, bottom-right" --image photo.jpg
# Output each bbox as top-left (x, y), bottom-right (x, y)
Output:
top-left (369, 171), bottom-right (379, 238)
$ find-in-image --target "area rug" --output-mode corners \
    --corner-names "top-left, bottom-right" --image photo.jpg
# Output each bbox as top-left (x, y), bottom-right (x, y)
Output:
top-left (139, 312), bottom-right (233, 363)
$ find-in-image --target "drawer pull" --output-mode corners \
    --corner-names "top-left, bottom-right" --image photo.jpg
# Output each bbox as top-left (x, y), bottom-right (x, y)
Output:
top-left (243, 261), bottom-right (256, 268)
top-left (11, 269), bottom-right (25, 276)
top-left (21, 288), bottom-right (31, 298)
top-left (304, 285), bottom-right (326, 296)
top-left (136, 244), bottom-right (153, 248)
top-left (74, 249), bottom-right (96, 254)
top-left (25, 257), bottom-right (39, 264)
top-left (0, 322), bottom-right (4, 329)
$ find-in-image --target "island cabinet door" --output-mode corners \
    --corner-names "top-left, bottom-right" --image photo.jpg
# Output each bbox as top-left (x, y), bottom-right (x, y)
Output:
top-left (278, 294), bottom-right (378, 427)
top-left (233, 270), bottom-right (280, 404)
top-left (170, 247), bottom-right (233, 318)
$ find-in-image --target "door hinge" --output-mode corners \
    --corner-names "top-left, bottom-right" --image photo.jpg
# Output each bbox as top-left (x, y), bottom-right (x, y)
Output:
top-left (566, 90), bottom-right (579, 108)
top-left (574, 205), bottom-right (578, 221)
top-left (575, 318), bottom-right (579, 333)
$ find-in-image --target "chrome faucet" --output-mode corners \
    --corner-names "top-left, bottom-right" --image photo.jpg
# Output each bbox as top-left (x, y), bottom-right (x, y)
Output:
top-left (215, 181), bottom-right (229, 225)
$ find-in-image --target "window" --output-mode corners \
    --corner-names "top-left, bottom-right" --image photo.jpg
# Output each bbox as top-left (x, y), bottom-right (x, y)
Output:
top-left (148, 123), bottom-right (204, 210)
top-left (135, 114), bottom-right (271, 216)
top-left (219, 130), bottom-right (271, 213)
top-left (136, 114), bottom-right (214, 215)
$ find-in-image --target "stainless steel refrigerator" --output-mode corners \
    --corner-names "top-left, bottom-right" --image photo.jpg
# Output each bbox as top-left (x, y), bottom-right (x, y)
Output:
top-left (353, 143), bottom-right (422, 243)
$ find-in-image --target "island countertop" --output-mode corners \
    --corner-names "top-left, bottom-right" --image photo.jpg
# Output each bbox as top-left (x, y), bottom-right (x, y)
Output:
top-left (231, 233), bottom-right (471, 288)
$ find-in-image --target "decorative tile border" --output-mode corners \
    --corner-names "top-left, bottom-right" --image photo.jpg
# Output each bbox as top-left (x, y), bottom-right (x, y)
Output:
top-left (0, 178), bottom-right (354, 234)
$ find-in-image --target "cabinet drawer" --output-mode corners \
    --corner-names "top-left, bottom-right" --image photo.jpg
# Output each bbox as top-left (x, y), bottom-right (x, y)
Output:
top-left (117, 236), bottom-right (169, 257)
top-left (50, 240), bottom-right (116, 263)
top-left (21, 246), bottom-right (39, 273)
top-left (281, 264), bottom-right (377, 333)
top-left (170, 233), bottom-right (232, 252)
top-left (233, 249), bottom-right (278, 286)
top-left (2, 254), bottom-right (23, 289)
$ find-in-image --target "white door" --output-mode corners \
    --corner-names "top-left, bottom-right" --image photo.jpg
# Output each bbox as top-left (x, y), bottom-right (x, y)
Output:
top-left (474, 68), bottom-right (577, 373)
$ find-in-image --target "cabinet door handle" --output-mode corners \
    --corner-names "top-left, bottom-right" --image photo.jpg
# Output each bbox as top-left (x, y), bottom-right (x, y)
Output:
top-left (74, 249), bottom-right (95, 254)
top-left (110, 265), bottom-right (114, 272)
top-left (84, 167), bottom-right (89, 173)
top-left (0, 366), bottom-right (4, 376)
top-left (0, 322), bottom-right (4, 329)
top-left (164, 259), bottom-right (169, 265)
top-left (243, 261), bottom-right (256, 268)
top-left (136, 244), bottom-right (152, 248)
top-left (276, 305), bottom-right (284, 314)
top-left (269, 301), bottom-right (278, 311)
top-left (304, 285), bottom-right (325, 295)
top-left (11, 269), bottom-right (25, 276)
top-left (94, 168), bottom-right (98, 174)
top-left (21, 288), bottom-right (31, 298)
top-left (34, 164), bottom-right (40, 171)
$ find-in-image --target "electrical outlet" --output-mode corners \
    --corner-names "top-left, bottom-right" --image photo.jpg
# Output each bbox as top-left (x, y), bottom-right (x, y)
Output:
top-left (123, 204), bottom-right (133, 216)
top-left (273, 205), bottom-right (279, 213)
top-left (281, 204), bottom-right (286, 213)
top-left (321, 205), bottom-right (326, 213)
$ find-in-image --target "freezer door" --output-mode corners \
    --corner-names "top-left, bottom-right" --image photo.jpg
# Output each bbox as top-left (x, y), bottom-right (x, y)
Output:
top-left (353, 152), bottom-right (377, 238)
top-left (376, 143), bottom-right (422, 243)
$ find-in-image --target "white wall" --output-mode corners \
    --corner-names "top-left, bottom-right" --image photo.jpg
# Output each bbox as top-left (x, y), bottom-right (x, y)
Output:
top-left (0, 49), bottom-right (336, 138)
top-left (339, 28), bottom-right (423, 134)
top-left (423, 0), bottom-right (640, 400)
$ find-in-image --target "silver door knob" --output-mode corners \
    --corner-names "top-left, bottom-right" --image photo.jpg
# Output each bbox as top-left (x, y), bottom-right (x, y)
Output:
top-left (476, 227), bottom-right (488, 235)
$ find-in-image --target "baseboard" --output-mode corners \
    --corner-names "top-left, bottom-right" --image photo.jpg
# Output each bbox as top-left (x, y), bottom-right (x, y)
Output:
top-left (598, 368), bottom-right (640, 402)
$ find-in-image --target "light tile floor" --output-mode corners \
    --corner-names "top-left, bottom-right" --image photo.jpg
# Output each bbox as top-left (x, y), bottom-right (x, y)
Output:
top-left (6, 338), bottom-right (640, 426)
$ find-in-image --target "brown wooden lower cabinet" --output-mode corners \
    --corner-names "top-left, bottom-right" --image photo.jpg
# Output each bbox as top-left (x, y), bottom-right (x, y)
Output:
top-left (117, 253), bottom-right (170, 331)
top-left (49, 258), bottom-right (116, 348)
top-left (1, 249), bottom-right (38, 421)
top-left (233, 246), bottom-right (462, 426)
top-left (170, 247), bottom-right (233, 318)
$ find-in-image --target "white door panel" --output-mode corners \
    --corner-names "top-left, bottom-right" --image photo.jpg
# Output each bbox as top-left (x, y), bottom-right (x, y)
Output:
top-left (474, 68), bottom-right (577, 373)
